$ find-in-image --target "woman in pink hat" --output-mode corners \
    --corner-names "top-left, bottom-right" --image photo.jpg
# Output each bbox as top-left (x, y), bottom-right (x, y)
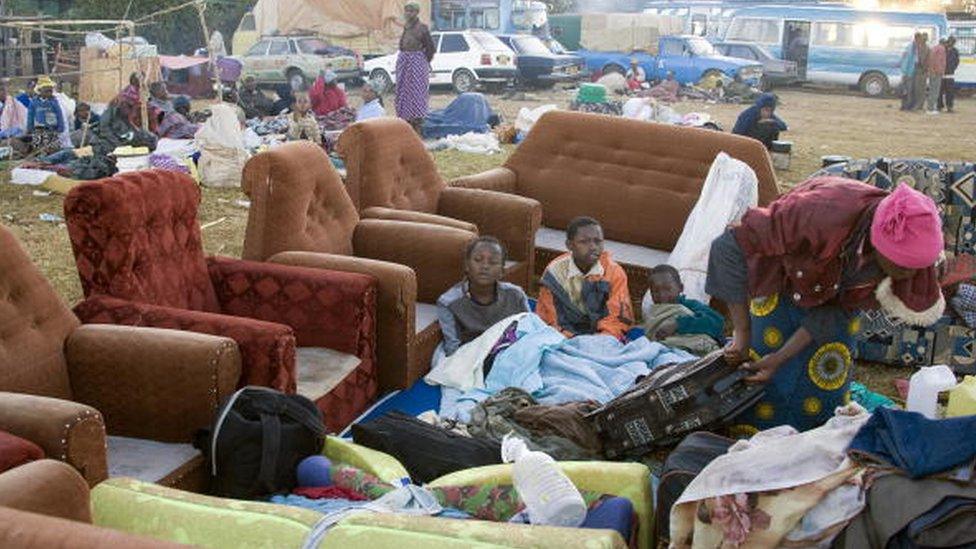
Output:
top-left (705, 177), bottom-right (944, 432)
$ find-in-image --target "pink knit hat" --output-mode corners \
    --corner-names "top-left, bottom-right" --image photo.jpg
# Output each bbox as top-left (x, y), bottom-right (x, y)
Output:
top-left (871, 184), bottom-right (943, 269)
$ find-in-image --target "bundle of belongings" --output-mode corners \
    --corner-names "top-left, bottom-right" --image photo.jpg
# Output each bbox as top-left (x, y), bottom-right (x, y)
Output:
top-left (351, 313), bottom-right (764, 474)
top-left (659, 405), bottom-right (976, 548)
top-left (570, 83), bottom-right (623, 116)
top-left (422, 93), bottom-right (497, 140)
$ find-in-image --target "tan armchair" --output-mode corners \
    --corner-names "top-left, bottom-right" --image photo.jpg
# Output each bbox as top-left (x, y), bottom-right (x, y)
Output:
top-left (242, 141), bottom-right (475, 390)
top-left (337, 117), bottom-right (542, 291)
top-left (0, 224), bottom-right (241, 490)
top-left (451, 110), bottom-right (780, 310)
top-left (0, 460), bottom-right (187, 547)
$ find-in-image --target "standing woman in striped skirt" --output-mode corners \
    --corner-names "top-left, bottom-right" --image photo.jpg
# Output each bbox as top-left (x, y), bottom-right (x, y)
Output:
top-left (396, 2), bottom-right (436, 134)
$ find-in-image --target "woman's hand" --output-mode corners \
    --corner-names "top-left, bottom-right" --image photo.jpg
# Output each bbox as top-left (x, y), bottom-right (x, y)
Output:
top-left (740, 353), bottom-right (784, 384)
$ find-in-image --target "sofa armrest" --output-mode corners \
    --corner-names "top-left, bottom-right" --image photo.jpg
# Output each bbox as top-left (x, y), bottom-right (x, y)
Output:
top-left (361, 206), bottom-right (478, 234)
top-left (438, 187), bottom-right (542, 264)
top-left (0, 459), bottom-right (91, 523)
top-left (0, 506), bottom-right (185, 548)
top-left (353, 218), bottom-right (473, 304)
top-left (0, 392), bottom-right (107, 486)
top-left (74, 295), bottom-right (296, 393)
top-left (268, 251), bottom-right (416, 392)
top-left (65, 324), bottom-right (241, 443)
top-left (207, 256), bottom-right (377, 360)
top-left (449, 167), bottom-right (518, 194)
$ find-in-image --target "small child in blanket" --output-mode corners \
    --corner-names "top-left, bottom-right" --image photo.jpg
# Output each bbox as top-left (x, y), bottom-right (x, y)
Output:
top-left (644, 264), bottom-right (725, 356)
top-left (435, 236), bottom-right (531, 360)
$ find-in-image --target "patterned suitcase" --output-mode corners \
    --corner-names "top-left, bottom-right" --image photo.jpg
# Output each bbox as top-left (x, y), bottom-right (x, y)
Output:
top-left (587, 352), bottom-right (765, 458)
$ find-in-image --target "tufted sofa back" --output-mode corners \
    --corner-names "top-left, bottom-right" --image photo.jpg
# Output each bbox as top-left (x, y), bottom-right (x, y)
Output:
top-left (242, 142), bottom-right (360, 261)
top-left (0, 226), bottom-right (77, 399)
top-left (64, 171), bottom-right (220, 313)
top-left (337, 118), bottom-right (445, 213)
top-left (505, 111), bottom-right (779, 251)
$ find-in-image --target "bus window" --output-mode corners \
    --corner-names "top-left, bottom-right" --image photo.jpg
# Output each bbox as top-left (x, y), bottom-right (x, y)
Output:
top-left (956, 28), bottom-right (976, 55)
top-left (812, 22), bottom-right (855, 47)
top-left (726, 17), bottom-right (780, 45)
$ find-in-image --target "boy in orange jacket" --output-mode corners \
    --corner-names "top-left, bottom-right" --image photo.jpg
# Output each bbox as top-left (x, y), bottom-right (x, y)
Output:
top-left (537, 216), bottom-right (633, 339)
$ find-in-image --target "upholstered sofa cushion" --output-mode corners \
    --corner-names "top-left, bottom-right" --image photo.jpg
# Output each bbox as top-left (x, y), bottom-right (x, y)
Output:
top-left (534, 227), bottom-right (671, 270)
top-left (107, 436), bottom-right (200, 483)
top-left (0, 430), bottom-right (44, 473)
top-left (504, 111), bottom-right (779, 252)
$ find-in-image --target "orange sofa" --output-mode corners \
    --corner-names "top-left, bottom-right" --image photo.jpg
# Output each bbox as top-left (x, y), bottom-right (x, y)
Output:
top-left (451, 110), bottom-right (780, 308)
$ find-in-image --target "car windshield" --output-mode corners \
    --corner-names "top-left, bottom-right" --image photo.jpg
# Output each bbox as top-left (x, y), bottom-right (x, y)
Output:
top-left (297, 38), bottom-right (332, 54)
top-left (687, 37), bottom-right (716, 56)
top-left (513, 36), bottom-right (552, 55)
top-left (752, 44), bottom-right (774, 60)
top-left (546, 39), bottom-right (569, 54)
top-left (469, 31), bottom-right (509, 51)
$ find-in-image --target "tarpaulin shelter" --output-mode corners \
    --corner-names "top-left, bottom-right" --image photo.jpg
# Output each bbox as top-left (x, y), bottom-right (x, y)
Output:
top-left (244, 0), bottom-right (431, 55)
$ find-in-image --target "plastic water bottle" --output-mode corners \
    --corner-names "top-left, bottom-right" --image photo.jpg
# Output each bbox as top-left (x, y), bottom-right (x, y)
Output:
top-left (906, 365), bottom-right (957, 419)
top-left (947, 376), bottom-right (976, 418)
top-left (501, 434), bottom-right (586, 528)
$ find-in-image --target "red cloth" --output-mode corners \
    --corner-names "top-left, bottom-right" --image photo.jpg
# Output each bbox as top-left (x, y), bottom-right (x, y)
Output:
top-left (0, 430), bottom-right (44, 473)
top-left (309, 77), bottom-right (348, 116)
top-left (928, 44), bottom-right (947, 75)
top-left (294, 485), bottom-right (368, 501)
top-left (733, 176), bottom-right (942, 315)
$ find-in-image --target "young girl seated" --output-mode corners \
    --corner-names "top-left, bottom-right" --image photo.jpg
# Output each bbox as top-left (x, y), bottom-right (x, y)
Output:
top-left (436, 236), bottom-right (530, 359)
top-left (285, 91), bottom-right (322, 145)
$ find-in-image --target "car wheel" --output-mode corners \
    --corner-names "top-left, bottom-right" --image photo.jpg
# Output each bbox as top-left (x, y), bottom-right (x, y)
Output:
top-left (370, 69), bottom-right (394, 94)
top-left (286, 69), bottom-right (306, 91)
top-left (452, 69), bottom-right (477, 94)
top-left (860, 72), bottom-right (888, 98)
top-left (601, 63), bottom-right (625, 76)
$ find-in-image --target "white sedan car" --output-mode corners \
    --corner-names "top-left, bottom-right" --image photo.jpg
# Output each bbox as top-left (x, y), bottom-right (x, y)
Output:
top-left (365, 29), bottom-right (518, 94)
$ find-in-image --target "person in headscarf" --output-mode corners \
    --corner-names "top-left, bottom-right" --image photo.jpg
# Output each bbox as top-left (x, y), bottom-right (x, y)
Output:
top-left (309, 69), bottom-right (347, 116)
top-left (26, 76), bottom-right (65, 155)
top-left (356, 79), bottom-right (387, 122)
top-left (706, 178), bottom-right (945, 433)
top-left (625, 57), bottom-right (647, 90)
top-left (113, 72), bottom-right (157, 132)
top-left (396, 1), bottom-right (436, 133)
top-left (731, 93), bottom-right (787, 150)
top-left (157, 96), bottom-right (200, 139)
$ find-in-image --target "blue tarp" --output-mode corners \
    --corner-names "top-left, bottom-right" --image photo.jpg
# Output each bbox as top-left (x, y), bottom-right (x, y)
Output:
top-left (422, 93), bottom-right (494, 139)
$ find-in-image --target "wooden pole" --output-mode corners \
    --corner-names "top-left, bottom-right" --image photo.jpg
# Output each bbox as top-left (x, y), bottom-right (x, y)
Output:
top-left (195, 0), bottom-right (220, 102)
top-left (131, 22), bottom-right (148, 131)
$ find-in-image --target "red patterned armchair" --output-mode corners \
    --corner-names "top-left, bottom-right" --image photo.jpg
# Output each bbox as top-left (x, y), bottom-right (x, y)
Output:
top-left (0, 223), bottom-right (241, 491)
top-left (64, 171), bottom-right (379, 432)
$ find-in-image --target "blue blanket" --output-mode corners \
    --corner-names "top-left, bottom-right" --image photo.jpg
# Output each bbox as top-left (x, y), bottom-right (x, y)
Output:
top-left (422, 93), bottom-right (493, 139)
top-left (440, 314), bottom-right (693, 422)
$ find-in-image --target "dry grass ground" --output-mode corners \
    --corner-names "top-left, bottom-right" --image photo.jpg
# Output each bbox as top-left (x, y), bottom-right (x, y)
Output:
top-left (1, 88), bottom-right (970, 400)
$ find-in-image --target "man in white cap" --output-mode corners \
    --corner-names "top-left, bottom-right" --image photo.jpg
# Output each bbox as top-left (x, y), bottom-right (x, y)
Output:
top-left (355, 79), bottom-right (387, 122)
top-left (309, 68), bottom-right (348, 116)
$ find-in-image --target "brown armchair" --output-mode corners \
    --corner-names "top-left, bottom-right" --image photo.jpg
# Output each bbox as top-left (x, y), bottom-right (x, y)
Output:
top-left (0, 224), bottom-right (241, 490)
top-left (63, 171), bottom-right (381, 432)
top-left (242, 141), bottom-right (475, 390)
top-left (0, 460), bottom-right (187, 547)
top-left (450, 110), bottom-right (780, 310)
top-left (337, 117), bottom-right (542, 291)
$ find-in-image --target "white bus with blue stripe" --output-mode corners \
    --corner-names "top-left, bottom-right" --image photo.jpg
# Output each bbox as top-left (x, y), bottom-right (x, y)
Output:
top-left (949, 19), bottom-right (976, 89)
top-left (724, 6), bottom-right (949, 96)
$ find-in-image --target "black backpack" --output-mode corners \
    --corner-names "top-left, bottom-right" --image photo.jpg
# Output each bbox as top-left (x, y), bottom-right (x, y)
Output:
top-left (195, 386), bottom-right (326, 499)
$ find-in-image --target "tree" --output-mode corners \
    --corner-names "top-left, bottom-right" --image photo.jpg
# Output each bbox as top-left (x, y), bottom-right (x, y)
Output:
top-left (68, 0), bottom-right (251, 55)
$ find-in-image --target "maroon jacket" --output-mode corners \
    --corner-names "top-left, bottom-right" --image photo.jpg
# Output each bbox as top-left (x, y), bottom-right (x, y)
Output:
top-left (732, 177), bottom-right (944, 325)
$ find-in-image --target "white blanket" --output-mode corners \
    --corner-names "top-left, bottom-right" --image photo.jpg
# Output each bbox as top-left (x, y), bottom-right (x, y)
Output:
top-left (424, 313), bottom-right (527, 391)
top-left (643, 151), bottom-right (757, 311)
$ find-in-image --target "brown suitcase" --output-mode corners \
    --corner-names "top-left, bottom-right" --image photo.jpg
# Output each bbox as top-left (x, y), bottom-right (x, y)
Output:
top-left (587, 352), bottom-right (764, 458)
